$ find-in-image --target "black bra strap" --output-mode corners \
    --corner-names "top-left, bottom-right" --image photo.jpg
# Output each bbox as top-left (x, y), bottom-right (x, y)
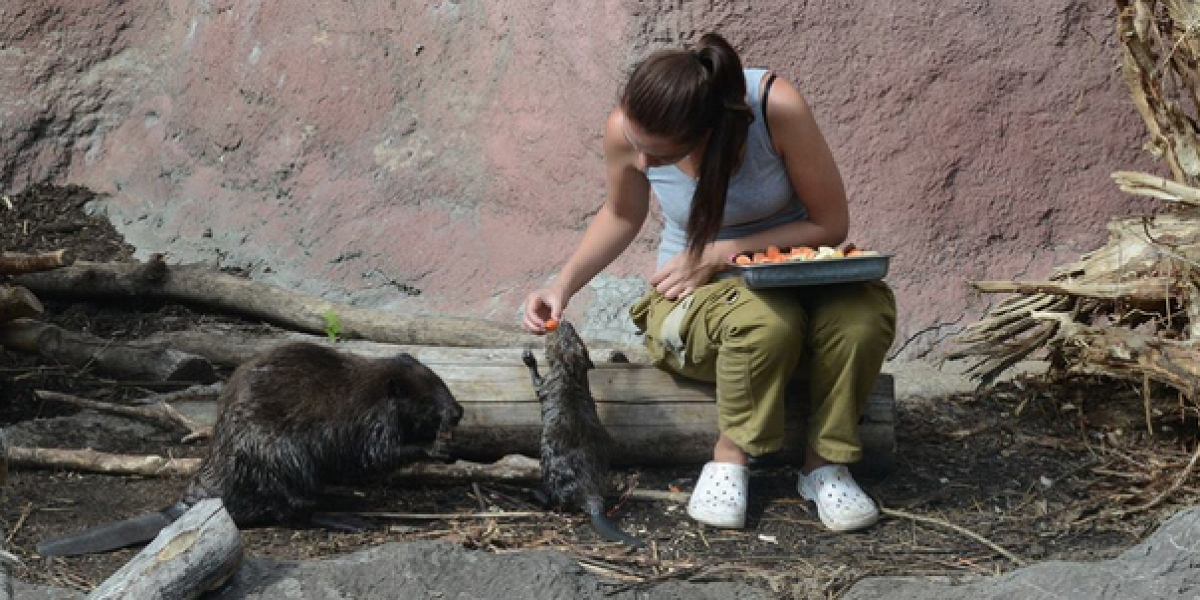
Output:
top-left (762, 72), bottom-right (777, 145)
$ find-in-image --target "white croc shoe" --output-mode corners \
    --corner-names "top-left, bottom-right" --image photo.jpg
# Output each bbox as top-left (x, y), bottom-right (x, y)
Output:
top-left (797, 464), bottom-right (879, 532)
top-left (687, 461), bottom-right (749, 528)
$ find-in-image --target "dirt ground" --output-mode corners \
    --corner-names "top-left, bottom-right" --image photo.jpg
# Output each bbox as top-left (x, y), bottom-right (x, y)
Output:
top-left (2, 185), bottom-right (1198, 599)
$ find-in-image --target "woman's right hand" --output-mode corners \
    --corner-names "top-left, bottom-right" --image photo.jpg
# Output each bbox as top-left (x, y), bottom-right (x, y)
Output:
top-left (523, 287), bottom-right (566, 333)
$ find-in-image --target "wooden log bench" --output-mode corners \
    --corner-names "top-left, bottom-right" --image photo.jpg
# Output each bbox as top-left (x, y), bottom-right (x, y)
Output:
top-left (424, 352), bottom-right (896, 476)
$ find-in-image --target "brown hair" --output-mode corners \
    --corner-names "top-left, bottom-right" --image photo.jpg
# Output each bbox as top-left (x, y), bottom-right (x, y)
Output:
top-left (620, 33), bottom-right (753, 257)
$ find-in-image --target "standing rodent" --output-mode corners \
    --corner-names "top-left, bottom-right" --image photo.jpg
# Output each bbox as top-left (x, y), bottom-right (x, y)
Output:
top-left (522, 320), bottom-right (643, 548)
top-left (38, 341), bottom-right (464, 556)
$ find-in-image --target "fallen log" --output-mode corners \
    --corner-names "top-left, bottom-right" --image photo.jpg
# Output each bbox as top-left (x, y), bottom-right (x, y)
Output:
top-left (391, 454), bottom-right (540, 482)
top-left (970, 278), bottom-right (1179, 304)
top-left (11, 257), bottom-right (538, 348)
top-left (86, 498), bottom-right (242, 600)
top-left (0, 319), bottom-right (217, 383)
top-left (1113, 170), bottom-right (1200, 206)
top-left (0, 249), bottom-right (73, 275)
top-left (128, 383), bottom-right (224, 407)
top-left (431, 360), bottom-right (896, 474)
top-left (142, 326), bottom-right (648, 368)
top-left (7, 446), bottom-right (199, 477)
top-left (6, 445), bottom-right (539, 483)
top-left (0, 285), bottom-right (43, 323)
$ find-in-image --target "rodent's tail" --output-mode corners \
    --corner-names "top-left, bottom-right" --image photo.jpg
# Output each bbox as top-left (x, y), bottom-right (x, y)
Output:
top-left (586, 497), bottom-right (645, 548)
top-left (36, 501), bottom-right (189, 557)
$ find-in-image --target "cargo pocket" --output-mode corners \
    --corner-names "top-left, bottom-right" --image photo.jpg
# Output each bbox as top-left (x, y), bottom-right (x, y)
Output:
top-left (629, 287), bottom-right (654, 334)
top-left (658, 294), bottom-right (695, 366)
top-left (628, 285), bottom-right (708, 371)
top-left (628, 287), bottom-right (670, 367)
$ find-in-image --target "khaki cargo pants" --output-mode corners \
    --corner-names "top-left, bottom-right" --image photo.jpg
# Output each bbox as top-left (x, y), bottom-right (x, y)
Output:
top-left (629, 278), bottom-right (896, 463)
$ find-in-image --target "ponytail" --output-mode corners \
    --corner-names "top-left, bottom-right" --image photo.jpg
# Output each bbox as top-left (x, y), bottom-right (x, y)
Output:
top-left (621, 32), bottom-right (753, 258)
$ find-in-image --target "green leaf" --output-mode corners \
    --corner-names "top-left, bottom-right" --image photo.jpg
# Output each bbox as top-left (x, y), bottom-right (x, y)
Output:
top-left (322, 310), bottom-right (342, 343)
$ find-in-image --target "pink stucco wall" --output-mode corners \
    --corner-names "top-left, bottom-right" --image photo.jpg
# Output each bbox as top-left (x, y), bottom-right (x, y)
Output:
top-left (0, 1), bottom-right (1154, 357)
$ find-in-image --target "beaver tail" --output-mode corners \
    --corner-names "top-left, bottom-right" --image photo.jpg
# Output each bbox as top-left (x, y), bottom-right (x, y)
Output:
top-left (36, 501), bottom-right (190, 556)
top-left (584, 495), bottom-right (644, 548)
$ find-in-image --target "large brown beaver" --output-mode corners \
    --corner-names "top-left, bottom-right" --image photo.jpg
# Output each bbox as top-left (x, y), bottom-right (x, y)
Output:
top-left (38, 341), bottom-right (464, 556)
top-left (522, 320), bottom-right (643, 548)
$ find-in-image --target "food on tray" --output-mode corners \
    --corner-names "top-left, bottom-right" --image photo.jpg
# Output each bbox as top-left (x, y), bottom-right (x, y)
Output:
top-left (731, 243), bottom-right (880, 265)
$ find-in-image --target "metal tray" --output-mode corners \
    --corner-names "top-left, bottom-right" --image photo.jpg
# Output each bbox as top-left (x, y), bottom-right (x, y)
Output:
top-left (728, 253), bottom-right (893, 288)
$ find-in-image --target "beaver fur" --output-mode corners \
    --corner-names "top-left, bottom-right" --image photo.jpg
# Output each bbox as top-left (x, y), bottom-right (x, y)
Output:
top-left (522, 320), bottom-right (643, 548)
top-left (38, 341), bottom-right (463, 556)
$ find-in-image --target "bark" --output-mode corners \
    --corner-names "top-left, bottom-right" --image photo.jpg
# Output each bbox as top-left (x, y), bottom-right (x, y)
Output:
top-left (7, 446), bottom-right (199, 477)
top-left (0, 319), bottom-right (217, 383)
top-left (0, 285), bottom-right (43, 323)
top-left (12, 257), bottom-right (540, 348)
top-left (390, 454), bottom-right (541, 482)
top-left (86, 499), bottom-right (242, 600)
top-left (1113, 170), bottom-right (1200, 206)
top-left (141, 326), bottom-right (649, 368)
top-left (0, 249), bottom-right (73, 275)
top-left (1055, 324), bottom-right (1200, 398)
top-left (5, 447), bottom-right (539, 482)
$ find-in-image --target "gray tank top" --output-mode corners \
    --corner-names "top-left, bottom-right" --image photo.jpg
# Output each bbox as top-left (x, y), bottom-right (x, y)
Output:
top-left (646, 68), bottom-right (808, 267)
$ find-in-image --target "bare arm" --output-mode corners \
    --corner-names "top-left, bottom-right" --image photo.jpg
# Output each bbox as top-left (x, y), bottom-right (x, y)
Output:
top-left (522, 109), bottom-right (651, 331)
top-left (651, 75), bottom-right (851, 299)
top-left (715, 75), bottom-right (848, 256)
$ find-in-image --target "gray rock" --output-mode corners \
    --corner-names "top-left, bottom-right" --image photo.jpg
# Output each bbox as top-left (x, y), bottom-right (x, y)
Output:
top-left (10, 582), bottom-right (80, 600)
top-left (17, 541), bottom-right (771, 600)
top-left (845, 506), bottom-right (1200, 600)
top-left (211, 540), bottom-right (771, 600)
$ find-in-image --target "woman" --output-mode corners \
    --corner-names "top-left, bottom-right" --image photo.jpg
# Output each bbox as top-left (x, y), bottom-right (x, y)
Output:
top-left (521, 33), bottom-right (896, 532)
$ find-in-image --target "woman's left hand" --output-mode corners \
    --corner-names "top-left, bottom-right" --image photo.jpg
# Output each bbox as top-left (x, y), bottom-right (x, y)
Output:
top-left (650, 248), bottom-right (725, 300)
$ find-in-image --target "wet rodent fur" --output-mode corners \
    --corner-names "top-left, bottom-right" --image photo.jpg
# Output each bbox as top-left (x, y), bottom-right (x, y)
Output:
top-left (522, 320), bottom-right (643, 548)
top-left (38, 342), bottom-right (463, 556)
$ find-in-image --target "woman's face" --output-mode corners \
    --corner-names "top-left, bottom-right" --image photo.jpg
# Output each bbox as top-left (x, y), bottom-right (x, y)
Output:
top-left (621, 114), bottom-right (699, 170)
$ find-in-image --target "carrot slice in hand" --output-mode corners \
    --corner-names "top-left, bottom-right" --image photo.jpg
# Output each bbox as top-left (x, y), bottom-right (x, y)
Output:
top-left (544, 318), bottom-right (559, 331)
